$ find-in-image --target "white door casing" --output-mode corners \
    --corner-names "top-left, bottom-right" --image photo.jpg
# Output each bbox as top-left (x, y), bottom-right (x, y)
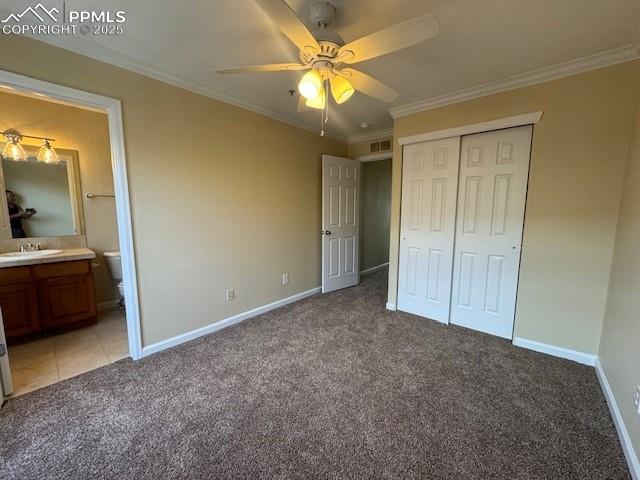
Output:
top-left (322, 155), bottom-right (361, 293)
top-left (450, 125), bottom-right (532, 339)
top-left (397, 137), bottom-right (461, 322)
top-left (0, 309), bottom-right (13, 397)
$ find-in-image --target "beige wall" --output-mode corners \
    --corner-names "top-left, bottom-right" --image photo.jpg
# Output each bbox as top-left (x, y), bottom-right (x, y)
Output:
top-left (0, 35), bottom-right (346, 346)
top-left (360, 159), bottom-right (391, 271)
top-left (0, 91), bottom-right (118, 303)
top-left (599, 91), bottom-right (640, 461)
top-left (390, 61), bottom-right (640, 355)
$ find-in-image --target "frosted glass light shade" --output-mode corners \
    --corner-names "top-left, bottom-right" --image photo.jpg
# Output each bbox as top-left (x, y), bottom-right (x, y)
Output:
top-left (305, 87), bottom-right (326, 109)
top-left (2, 141), bottom-right (27, 161)
top-left (330, 75), bottom-right (354, 104)
top-left (298, 69), bottom-right (322, 100)
top-left (37, 141), bottom-right (59, 163)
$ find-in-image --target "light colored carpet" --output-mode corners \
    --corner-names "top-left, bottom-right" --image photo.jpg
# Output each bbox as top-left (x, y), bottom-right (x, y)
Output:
top-left (0, 269), bottom-right (630, 479)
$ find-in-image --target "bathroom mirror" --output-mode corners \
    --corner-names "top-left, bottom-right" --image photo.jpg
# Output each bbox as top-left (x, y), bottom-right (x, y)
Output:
top-left (0, 146), bottom-right (84, 239)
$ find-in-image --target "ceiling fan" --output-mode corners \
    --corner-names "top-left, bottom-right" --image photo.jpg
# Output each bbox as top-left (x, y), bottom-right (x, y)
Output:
top-left (216, 0), bottom-right (439, 133)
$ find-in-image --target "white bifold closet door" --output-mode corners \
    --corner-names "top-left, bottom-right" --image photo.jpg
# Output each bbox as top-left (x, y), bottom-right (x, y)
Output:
top-left (397, 137), bottom-right (460, 322)
top-left (450, 125), bottom-right (532, 338)
top-left (397, 125), bottom-right (532, 340)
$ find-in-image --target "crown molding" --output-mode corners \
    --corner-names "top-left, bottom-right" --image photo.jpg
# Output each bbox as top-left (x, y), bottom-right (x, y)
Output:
top-left (18, 33), bottom-right (349, 143)
top-left (347, 128), bottom-right (393, 144)
top-left (390, 41), bottom-right (640, 119)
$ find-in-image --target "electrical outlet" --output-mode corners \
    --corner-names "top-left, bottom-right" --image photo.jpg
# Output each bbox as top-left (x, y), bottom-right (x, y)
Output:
top-left (282, 273), bottom-right (289, 285)
top-left (634, 386), bottom-right (640, 416)
top-left (226, 288), bottom-right (235, 301)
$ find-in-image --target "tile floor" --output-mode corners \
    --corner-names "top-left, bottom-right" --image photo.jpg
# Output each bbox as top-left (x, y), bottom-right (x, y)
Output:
top-left (7, 308), bottom-right (128, 397)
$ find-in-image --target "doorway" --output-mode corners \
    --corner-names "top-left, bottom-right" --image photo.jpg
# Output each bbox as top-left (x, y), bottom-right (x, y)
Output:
top-left (0, 70), bottom-right (141, 399)
top-left (359, 154), bottom-right (392, 276)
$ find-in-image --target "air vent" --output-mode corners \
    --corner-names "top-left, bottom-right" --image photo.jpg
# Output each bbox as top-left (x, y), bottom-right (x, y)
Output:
top-left (370, 140), bottom-right (391, 153)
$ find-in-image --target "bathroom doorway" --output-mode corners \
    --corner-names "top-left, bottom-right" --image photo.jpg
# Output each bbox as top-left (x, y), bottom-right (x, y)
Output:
top-left (0, 71), bottom-right (141, 399)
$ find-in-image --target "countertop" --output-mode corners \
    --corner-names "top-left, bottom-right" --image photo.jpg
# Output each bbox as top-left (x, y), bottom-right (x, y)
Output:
top-left (0, 248), bottom-right (96, 268)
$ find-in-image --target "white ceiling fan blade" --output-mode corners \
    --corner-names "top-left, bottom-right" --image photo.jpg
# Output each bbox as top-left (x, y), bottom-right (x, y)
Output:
top-left (339, 68), bottom-right (399, 103)
top-left (216, 63), bottom-right (308, 74)
top-left (338, 14), bottom-right (439, 64)
top-left (297, 94), bottom-right (310, 112)
top-left (254, 0), bottom-right (320, 54)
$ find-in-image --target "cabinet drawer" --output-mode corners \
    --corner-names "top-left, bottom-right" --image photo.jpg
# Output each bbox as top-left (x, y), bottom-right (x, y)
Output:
top-left (33, 260), bottom-right (90, 279)
top-left (0, 266), bottom-right (32, 285)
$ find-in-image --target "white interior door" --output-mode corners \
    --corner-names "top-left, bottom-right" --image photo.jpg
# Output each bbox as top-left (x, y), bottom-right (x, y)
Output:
top-left (322, 155), bottom-right (361, 293)
top-left (0, 308), bottom-right (14, 398)
top-left (450, 125), bottom-right (532, 339)
top-left (397, 137), bottom-right (460, 322)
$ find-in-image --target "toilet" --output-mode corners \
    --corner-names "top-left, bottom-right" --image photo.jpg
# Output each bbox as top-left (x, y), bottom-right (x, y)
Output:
top-left (104, 251), bottom-right (125, 305)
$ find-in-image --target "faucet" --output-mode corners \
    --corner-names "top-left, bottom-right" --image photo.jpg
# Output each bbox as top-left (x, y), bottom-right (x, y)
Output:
top-left (19, 243), bottom-right (41, 252)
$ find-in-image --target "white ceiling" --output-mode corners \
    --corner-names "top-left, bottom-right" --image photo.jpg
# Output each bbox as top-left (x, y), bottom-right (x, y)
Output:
top-left (3, 0), bottom-right (640, 140)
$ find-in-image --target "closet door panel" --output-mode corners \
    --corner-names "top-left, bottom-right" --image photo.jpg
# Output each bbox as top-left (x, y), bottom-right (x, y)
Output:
top-left (397, 137), bottom-right (460, 322)
top-left (450, 125), bottom-right (532, 339)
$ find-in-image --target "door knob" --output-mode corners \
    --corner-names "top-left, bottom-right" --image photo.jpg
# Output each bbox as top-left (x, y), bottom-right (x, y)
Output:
top-left (325, 230), bottom-right (332, 235)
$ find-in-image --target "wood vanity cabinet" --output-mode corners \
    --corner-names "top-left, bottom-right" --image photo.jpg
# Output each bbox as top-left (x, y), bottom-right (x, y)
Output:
top-left (0, 260), bottom-right (97, 342)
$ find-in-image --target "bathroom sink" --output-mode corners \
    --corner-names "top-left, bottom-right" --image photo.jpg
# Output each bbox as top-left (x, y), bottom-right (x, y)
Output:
top-left (0, 249), bottom-right (63, 259)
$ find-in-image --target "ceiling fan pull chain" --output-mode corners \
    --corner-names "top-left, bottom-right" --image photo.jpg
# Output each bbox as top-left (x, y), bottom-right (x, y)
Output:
top-left (324, 80), bottom-right (329, 124)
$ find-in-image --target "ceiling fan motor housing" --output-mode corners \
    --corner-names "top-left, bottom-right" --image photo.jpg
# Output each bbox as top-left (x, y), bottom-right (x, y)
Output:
top-left (310, 2), bottom-right (336, 29)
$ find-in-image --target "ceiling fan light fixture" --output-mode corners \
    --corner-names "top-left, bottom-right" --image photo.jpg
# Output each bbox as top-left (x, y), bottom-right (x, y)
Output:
top-left (305, 86), bottom-right (326, 110)
top-left (298, 69), bottom-right (322, 100)
top-left (330, 75), bottom-right (355, 104)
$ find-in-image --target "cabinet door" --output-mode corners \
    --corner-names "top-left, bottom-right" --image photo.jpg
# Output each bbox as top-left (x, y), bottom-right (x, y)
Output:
top-left (37, 273), bottom-right (97, 328)
top-left (0, 283), bottom-right (40, 338)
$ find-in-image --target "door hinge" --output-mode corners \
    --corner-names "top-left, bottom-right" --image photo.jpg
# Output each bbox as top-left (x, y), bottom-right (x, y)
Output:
top-left (0, 343), bottom-right (6, 357)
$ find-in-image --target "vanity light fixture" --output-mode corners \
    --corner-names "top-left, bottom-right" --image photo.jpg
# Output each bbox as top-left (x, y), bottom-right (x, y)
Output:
top-left (1, 129), bottom-right (59, 163)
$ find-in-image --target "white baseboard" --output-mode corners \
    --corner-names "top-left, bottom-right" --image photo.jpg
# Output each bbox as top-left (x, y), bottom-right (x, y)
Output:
top-left (97, 299), bottom-right (120, 311)
top-left (140, 286), bottom-right (321, 358)
top-left (512, 337), bottom-right (597, 366)
top-left (386, 302), bottom-right (397, 311)
top-left (595, 359), bottom-right (640, 479)
top-left (360, 262), bottom-right (389, 276)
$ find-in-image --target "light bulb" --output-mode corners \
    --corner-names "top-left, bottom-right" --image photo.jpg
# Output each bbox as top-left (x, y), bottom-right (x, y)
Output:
top-left (37, 140), bottom-right (59, 163)
top-left (298, 70), bottom-right (322, 100)
top-left (330, 75), bottom-right (355, 104)
top-left (305, 87), bottom-right (326, 110)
